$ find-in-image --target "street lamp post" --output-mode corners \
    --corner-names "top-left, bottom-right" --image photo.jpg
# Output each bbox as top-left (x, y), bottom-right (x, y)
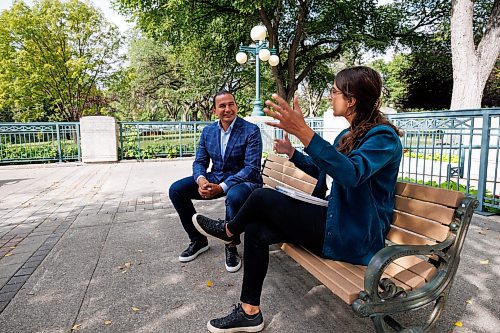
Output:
top-left (236, 25), bottom-right (279, 117)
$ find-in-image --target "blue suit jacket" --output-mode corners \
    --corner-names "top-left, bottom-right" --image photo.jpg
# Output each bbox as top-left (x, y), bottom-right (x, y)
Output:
top-left (193, 117), bottom-right (263, 191)
top-left (290, 125), bottom-right (402, 265)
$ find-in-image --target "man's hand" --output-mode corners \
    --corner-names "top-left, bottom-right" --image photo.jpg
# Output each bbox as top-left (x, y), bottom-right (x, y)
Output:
top-left (198, 181), bottom-right (223, 199)
top-left (274, 132), bottom-right (295, 157)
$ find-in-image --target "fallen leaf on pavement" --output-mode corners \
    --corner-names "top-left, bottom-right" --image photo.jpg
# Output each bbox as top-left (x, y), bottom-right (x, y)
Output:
top-left (104, 320), bottom-right (112, 325)
top-left (465, 299), bottom-right (472, 305)
top-left (207, 280), bottom-right (213, 287)
top-left (4, 253), bottom-right (12, 257)
top-left (138, 249), bottom-right (143, 252)
top-left (71, 324), bottom-right (82, 330)
top-left (454, 321), bottom-right (463, 327)
top-left (132, 307), bottom-right (140, 312)
top-left (119, 262), bottom-right (131, 271)
top-left (478, 231), bottom-right (486, 235)
top-left (479, 260), bottom-right (489, 265)
top-left (9, 246), bottom-right (16, 249)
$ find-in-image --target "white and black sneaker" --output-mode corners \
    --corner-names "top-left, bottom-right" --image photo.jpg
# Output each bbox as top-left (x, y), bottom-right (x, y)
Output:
top-left (178, 241), bottom-right (209, 262)
top-left (192, 214), bottom-right (233, 244)
top-left (207, 303), bottom-right (264, 333)
top-left (225, 245), bottom-right (242, 273)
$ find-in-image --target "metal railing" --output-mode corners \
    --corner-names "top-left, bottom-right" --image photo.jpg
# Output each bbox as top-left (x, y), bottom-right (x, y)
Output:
top-left (0, 122), bottom-right (81, 164)
top-left (389, 108), bottom-right (500, 213)
top-left (118, 121), bottom-right (212, 160)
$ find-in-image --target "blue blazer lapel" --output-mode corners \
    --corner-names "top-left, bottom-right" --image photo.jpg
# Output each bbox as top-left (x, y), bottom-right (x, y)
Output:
top-left (223, 117), bottom-right (242, 163)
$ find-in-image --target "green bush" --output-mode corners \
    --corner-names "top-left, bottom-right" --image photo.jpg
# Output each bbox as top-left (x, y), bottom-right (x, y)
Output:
top-left (0, 141), bottom-right (78, 162)
top-left (403, 151), bottom-right (460, 164)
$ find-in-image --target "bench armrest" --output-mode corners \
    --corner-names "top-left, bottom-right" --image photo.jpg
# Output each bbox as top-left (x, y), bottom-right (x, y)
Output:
top-left (353, 196), bottom-right (477, 317)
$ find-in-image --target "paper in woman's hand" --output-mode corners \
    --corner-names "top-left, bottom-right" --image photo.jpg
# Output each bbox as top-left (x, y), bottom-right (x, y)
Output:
top-left (275, 185), bottom-right (328, 206)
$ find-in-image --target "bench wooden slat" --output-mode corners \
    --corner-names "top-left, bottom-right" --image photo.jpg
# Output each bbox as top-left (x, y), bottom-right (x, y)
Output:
top-left (264, 160), bottom-right (317, 185)
top-left (392, 269), bottom-right (426, 289)
top-left (281, 244), bottom-right (363, 304)
top-left (267, 153), bottom-right (296, 166)
top-left (386, 227), bottom-right (436, 246)
top-left (262, 174), bottom-right (289, 191)
top-left (262, 168), bottom-right (316, 194)
top-left (395, 195), bottom-right (455, 225)
top-left (393, 211), bottom-right (450, 242)
top-left (396, 182), bottom-right (464, 208)
top-left (393, 256), bottom-right (437, 282)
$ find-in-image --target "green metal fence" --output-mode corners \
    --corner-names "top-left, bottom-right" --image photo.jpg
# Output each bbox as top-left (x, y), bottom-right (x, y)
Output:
top-left (118, 121), bottom-right (212, 160)
top-left (0, 122), bottom-right (81, 164)
top-left (389, 108), bottom-right (500, 214)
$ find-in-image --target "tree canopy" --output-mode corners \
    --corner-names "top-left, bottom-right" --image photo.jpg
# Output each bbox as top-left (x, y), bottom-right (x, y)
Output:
top-left (115, 0), bottom-right (447, 103)
top-left (0, 0), bottom-right (122, 121)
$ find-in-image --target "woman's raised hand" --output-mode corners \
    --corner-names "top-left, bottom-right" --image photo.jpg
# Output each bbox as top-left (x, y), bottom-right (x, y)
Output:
top-left (264, 94), bottom-right (315, 147)
top-left (273, 132), bottom-right (295, 157)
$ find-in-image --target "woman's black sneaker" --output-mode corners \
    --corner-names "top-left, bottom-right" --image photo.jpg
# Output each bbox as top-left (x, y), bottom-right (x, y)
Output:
top-left (207, 303), bottom-right (264, 333)
top-left (192, 214), bottom-right (233, 243)
top-left (178, 240), bottom-right (209, 262)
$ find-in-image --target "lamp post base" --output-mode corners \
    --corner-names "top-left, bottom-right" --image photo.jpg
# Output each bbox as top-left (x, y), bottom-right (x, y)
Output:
top-left (252, 100), bottom-right (265, 117)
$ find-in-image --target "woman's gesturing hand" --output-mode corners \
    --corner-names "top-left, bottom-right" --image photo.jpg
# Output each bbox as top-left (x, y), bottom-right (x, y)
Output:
top-left (264, 94), bottom-right (315, 147)
top-left (273, 132), bottom-right (295, 157)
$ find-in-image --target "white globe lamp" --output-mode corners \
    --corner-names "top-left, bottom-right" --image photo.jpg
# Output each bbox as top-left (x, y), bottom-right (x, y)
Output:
top-left (268, 55), bottom-right (280, 66)
top-left (250, 25), bottom-right (267, 41)
top-left (258, 48), bottom-right (271, 62)
top-left (236, 52), bottom-right (248, 64)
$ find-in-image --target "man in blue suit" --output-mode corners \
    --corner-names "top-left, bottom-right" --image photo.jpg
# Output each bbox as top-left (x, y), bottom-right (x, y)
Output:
top-left (169, 90), bottom-right (263, 272)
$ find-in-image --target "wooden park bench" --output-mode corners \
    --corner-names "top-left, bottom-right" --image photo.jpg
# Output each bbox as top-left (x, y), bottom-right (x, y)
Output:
top-left (262, 153), bottom-right (478, 333)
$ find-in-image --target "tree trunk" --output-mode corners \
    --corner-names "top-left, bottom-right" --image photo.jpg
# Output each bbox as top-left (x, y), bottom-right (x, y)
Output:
top-left (450, 0), bottom-right (500, 110)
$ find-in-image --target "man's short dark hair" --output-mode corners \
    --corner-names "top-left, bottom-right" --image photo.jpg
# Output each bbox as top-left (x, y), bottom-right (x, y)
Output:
top-left (212, 90), bottom-right (236, 109)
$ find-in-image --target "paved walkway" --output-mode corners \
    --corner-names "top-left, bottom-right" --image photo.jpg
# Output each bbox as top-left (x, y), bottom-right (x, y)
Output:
top-left (0, 160), bottom-right (499, 333)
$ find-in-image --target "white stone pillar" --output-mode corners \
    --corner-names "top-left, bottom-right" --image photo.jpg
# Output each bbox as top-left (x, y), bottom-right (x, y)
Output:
top-left (323, 109), bottom-right (349, 144)
top-left (80, 116), bottom-right (118, 163)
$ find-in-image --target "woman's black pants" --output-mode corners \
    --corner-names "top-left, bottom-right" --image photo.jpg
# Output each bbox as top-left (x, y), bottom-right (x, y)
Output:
top-left (227, 188), bottom-right (327, 306)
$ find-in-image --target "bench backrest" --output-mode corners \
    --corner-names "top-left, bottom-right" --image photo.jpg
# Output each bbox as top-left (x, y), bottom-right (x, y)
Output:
top-left (262, 154), bottom-right (465, 247)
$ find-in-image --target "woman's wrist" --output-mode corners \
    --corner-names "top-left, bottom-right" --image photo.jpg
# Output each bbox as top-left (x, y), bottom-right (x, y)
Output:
top-left (296, 127), bottom-right (315, 148)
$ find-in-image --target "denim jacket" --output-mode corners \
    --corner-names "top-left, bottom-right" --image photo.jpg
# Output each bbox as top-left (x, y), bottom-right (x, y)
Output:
top-left (290, 125), bottom-right (402, 265)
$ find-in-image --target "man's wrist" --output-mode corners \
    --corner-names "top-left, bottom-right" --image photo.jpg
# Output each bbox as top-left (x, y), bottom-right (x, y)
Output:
top-left (196, 175), bottom-right (207, 185)
top-left (219, 182), bottom-right (228, 193)
top-left (288, 147), bottom-right (296, 158)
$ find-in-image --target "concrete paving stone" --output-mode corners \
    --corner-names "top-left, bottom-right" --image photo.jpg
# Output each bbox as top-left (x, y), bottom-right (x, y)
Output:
top-left (10, 225), bottom-right (37, 235)
top-left (0, 278), bottom-right (8, 289)
top-left (10, 242), bottom-right (43, 255)
top-left (0, 301), bottom-right (7, 312)
top-left (71, 214), bottom-right (113, 228)
top-left (32, 248), bottom-right (51, 257)
top-left (0, 292), bottom-right (15, 302)
top-left (34, 225), bottom-right (59, 233)
top-left (7, 275), bottom-right (29, 285)
top-left (21, 261), bottom-right (40, 270)
top-left (14, 266), bottom-right (36, 277)
top-left (0, 260), bottom-right (23, 279)
top-left (0, 283), bottom-right (23, 294)
top-left (26, 253), bottom-right (47, 264)
top-left (0, 252), bottom-right (31, 266)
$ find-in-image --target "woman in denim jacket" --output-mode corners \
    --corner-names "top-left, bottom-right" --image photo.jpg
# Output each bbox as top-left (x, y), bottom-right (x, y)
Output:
top-left (193, 66), bottom-right (403, 333)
